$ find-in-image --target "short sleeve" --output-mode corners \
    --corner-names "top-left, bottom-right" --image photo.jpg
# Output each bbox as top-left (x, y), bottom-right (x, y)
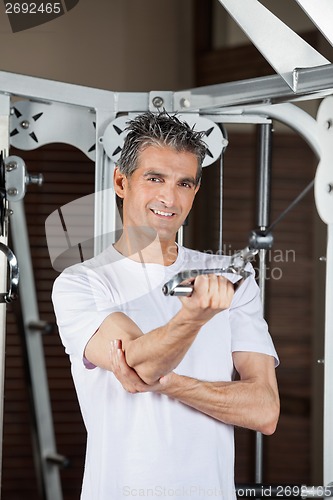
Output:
top-left (52, 266), bottom-right (119, 367)
top-left (229, 271), bottom-right (279, 367)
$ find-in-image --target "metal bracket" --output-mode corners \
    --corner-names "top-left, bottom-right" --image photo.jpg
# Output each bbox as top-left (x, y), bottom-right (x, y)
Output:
top-left (4, 155), bottom-right (26, 201)
top-left (248, 230), bottom-right (274, 251)
top-left (4, 155), bottom-right (43, 202)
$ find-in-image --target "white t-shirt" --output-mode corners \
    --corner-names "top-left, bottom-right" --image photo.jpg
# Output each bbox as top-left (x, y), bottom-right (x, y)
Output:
top-left (52, 244), bottom-right (278, 500)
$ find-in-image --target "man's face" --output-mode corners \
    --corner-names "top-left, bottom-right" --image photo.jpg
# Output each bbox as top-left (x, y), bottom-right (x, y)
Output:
top-left (115, 145), bottom-right (200, 245)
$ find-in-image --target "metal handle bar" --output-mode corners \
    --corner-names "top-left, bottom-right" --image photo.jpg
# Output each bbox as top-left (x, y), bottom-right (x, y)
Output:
top-left (0, 242), bottom-right (19, 303)
top-left (162, 267), bottom-right (252, 297)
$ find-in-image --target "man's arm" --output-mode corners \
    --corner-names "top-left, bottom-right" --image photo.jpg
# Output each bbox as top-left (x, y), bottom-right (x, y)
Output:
top-left (84, 274), bottom-right (234, 385)
top-left (159, 351), bottom-right (279, 435)
top-left (108, 345), bottom-right (280, 435)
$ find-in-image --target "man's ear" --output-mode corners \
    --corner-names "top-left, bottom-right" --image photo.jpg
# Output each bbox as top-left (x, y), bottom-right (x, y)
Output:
top-left (114, 167), bottom-right (126, 198)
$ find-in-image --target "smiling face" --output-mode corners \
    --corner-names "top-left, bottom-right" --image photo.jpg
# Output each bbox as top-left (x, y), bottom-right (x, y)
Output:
top-left (114, 145), bottom-right (200, 254)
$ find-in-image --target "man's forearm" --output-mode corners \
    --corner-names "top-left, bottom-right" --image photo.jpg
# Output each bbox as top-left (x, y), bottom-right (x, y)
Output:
top-left (159, 372), bottom-right (279, 435)
top-left (124, 311), bottom-right (204, 385)
top-left (107, 344), bottom-right (280, 435)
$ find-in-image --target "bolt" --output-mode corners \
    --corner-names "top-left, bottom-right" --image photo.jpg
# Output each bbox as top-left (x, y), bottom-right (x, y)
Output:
top-left (319, 256), bottom-right (327, 262)
top-left (7, 188), bottom-right (18, 196)
top-left (6, 162), bottom-right (17, 171)
top-left (27, 173), bottom-right (43, 186)
top-left (152, 96), bottom-right (164, 109)
top-left (317, 359), bottom-right (324, 364)
top-left (20, 120), bottom-right (30, 129)
top-left (327, 183), bottom-right (333, 193)
top-left (325, 119), bottom-right (333, 130)
top-left (180, 98), bottom-right (191, 108)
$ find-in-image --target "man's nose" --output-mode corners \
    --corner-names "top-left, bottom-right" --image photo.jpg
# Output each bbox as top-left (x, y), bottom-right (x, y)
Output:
top-left (156, 183), bottom-right (177, 207)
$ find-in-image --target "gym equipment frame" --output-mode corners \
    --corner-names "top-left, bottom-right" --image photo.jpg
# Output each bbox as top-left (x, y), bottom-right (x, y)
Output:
top-left (1, 1), bottom-right (333, 498)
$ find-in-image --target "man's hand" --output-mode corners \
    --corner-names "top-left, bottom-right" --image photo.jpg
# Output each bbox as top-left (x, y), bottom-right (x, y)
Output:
top-left (109, 340), bottom-right (180, 395)
top-left (179, 274), bottom-right (234, 324)
top-left (109, 339), bottom-right (180, 394)
top-left (109, 339), bottom-right (161, 393)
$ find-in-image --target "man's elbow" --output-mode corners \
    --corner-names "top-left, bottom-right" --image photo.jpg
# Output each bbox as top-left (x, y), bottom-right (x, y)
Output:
top-left (259, 399), bottom-right (280, 436)
top-left (132, 365), bottom-right (160, 386)
top-left (124, 340), bottom-right (165, 385)
top-left (125, 350), bottom-right (160, 386)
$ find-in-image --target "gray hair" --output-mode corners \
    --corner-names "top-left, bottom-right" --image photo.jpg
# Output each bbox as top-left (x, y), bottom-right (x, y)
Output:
top-left (117, 111), bottom-right (207, 186)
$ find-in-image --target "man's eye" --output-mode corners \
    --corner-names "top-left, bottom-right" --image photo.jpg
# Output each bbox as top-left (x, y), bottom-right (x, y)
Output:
top-left (148, 177), bottom-right (161, 183)
top-left (180, 182), bottom-right (192, 188)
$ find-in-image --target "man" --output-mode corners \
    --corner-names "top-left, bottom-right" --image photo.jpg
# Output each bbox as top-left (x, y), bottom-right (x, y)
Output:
top-left (52, 112), bottom-right (279, 500)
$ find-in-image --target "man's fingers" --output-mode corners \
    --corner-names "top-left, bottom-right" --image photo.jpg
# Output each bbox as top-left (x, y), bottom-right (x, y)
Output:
top-left (186, 274), bottom-right (235, 311)
top-left (109, 339), bottom-right (155, 393)
top-left (114, 338), bottom-right (122, 350)
top-left (109, 340), bottom-right (130, 381)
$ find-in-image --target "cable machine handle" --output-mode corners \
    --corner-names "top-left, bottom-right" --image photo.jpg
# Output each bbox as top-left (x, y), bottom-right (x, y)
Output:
top-left (0, 242), bottom-right (19, 303)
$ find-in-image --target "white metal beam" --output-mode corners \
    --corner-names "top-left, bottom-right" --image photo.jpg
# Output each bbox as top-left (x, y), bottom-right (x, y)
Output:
top-left (174, 65), bottom-right (333, 113)
top-left (242, 102), bottom-right (321, 159)
top-left (294, 0), bottom-right (333, 47)
top-left (9, 200), bottom-right (64, 499)
top-left (0, 94), bottom-right (10, 499)
top-left (314, 96), bottom-right (333, 487)
top-left (0, 70), bottom-right (145, 113)
top-left (217, 0), bottom-right (330, 90)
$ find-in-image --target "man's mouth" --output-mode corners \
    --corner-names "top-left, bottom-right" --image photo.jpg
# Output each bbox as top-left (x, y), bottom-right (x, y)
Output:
top-left (151, 209), bottom-right (175, 218)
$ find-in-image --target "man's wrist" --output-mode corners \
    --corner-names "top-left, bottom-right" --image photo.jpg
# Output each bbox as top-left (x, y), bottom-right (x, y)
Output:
top-left (171, 308), bottom-right (205, 332)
